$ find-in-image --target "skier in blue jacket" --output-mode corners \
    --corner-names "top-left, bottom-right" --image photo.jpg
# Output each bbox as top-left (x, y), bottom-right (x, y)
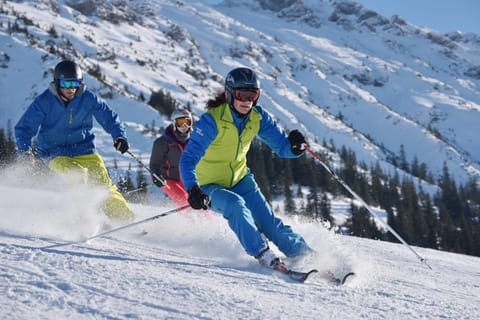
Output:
top-left (15, 60), bottom-right (134, 221)
top-left (180, 67), bottom-right (312, 269)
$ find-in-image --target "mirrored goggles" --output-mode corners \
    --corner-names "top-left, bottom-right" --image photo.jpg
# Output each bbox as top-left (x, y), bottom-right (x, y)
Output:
top-left (234, 88), bottom-right (260, 102)
top-left (175, 117), bottom-right (192, 128)
top-left (59, 78), bottom-right (82, 89)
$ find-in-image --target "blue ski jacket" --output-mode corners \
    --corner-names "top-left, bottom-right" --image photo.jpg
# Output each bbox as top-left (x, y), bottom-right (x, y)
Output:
top-left (180, 104), bottom-right (299, 191)
top-left (15, 83), bottom-right (127, 161)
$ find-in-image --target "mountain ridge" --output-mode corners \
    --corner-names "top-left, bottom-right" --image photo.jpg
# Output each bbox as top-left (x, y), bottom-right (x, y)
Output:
top-left (1, 0), bottom-right (479, 186)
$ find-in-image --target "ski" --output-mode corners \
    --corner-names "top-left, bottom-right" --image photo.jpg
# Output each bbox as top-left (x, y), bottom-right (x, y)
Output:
top-left (268, 261), bottom-right (355, 285)
top-left (270, 262), bottom-right (318, 283)
top-left (283, 268), bottom-right (319, 283)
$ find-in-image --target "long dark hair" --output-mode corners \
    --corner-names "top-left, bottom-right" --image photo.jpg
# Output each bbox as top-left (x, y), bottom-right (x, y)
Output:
top-left (206, 91), bottom-right (226, 110)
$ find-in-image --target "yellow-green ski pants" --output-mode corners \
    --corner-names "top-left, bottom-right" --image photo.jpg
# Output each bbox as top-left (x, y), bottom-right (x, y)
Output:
top-left (48, 153), bottom-right (134, 221)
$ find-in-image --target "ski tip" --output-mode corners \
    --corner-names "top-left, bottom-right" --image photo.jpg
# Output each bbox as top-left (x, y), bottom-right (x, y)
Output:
top-left (301, 269), bottom-right (319, 283)
top-left (298, 269), bottom-right (319, 283)
top-left (307, 269), bottom-right (319, 275)
top-left (341, 272), bottom-right (356, 285)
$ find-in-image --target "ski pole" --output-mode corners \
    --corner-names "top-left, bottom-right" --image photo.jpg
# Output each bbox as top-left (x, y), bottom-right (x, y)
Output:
top-left (125, 150), bottom-right (169, 188)
top-left (40, 204), bottom-right (191, 250)
top-left (304, 145), bottom-right (432, 270)
top-left (124, 183), bottom-right (154, 195)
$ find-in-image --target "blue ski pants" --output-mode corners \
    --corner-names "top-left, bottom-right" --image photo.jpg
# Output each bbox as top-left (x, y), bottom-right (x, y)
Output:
top-left (201, 172), bottom-right (311, 257)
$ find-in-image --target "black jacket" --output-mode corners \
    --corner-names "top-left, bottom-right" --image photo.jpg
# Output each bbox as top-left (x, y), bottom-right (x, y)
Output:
top-left (149, 124), bottom-right (189, 183)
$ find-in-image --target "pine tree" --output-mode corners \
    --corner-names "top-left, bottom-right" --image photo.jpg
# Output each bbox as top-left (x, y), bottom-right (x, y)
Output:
top-left (339, 146), bottom-right (357, 186)
top-left (419, 192), bottom-right (438, 249)
top-left (399, 144), bottom-right (409, 172)
top-left (283, 179), bottom-right (296, 215)
top-left (305, 184), bottom-right (320, 219)
top-left (344, 202), bottom-right (383, 239)
top-left (437, 203), bottom-right (456, 251)
top-left (0, 128), bottom-right (8, 166)
top-left (132, 164), bottom-right (148, 204)
top-left (399, 179), bottom-right (423, 244)
top-left (438, 162), bottom-right (463, 222)
top-left (118, 166), bottom-right (135, 194)
top-left (0, 122), bottom-right (17, 167)
top-left (319, 193), bottom-right (334, 225)
top-left (370, 161), bottom-right (384, 206)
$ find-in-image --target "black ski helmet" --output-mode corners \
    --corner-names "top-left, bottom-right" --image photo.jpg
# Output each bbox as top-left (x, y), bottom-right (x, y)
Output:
top-left (225, 67), bottom-right (260, 105)
top-left (54, 60), bottom-right (82, 85)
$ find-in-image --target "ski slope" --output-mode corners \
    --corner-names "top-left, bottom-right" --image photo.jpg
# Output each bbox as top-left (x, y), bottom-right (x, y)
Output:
top-left (1, 166), bottom-right (479, 319)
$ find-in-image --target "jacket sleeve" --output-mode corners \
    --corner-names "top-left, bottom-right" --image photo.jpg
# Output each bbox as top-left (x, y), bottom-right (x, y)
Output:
top-left (256, 106), bottom-right (299, 158)
top-left (149, 136), bottom-right (169, 177)
top-left (179, 113), bottom-right (217, 190)
top-left (14, 99), bottom-right (45, 154)
top-left (90, 92), bottom-right (127, 140)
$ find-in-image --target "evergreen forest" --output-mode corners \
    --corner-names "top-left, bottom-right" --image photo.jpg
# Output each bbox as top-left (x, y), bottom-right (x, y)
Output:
top-left (1, 123), bottom-right (479, 258)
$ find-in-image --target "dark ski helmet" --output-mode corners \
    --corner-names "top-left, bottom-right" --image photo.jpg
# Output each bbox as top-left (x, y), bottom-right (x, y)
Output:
top-left (225, 67), bottom-right (260, 105)
top-left (54, 60), bottom-right (82, 84)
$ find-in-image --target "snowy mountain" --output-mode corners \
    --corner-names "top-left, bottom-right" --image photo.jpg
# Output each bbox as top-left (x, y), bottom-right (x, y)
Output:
top-left (1, 1), bottom-right (480, 318)
top-left (1, 0), bottom-right (480, 186)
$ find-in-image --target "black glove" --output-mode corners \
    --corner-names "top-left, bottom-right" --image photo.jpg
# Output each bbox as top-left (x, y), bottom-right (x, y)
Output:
top-left (287, 130), bottom-right (306, 155)
top-left (114, 137), bottom-right (129, 154)
top-left (187, 185), bottom-right (210, 210)
top-left (152, 173), bottom-right (166, 187)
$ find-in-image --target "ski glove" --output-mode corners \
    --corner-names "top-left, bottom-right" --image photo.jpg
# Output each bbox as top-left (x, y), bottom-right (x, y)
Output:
top-left (114, 137), bottom-right (129, 154)
top-left (187, 185), bottom-right (210, 210)
top-left (287, 130), bottom-right (306, 155)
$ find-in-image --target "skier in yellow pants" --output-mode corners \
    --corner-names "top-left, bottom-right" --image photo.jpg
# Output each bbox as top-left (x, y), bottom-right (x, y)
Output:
top-left (49, 153), bottom-right (134, 221)
top-left (15, 60), bottom-right (134, 222)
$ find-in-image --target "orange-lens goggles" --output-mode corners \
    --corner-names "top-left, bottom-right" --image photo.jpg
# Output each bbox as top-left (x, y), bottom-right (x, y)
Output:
top-left (175, 117), bottom-right (192, 127)
top-left (234, 89), bottom-right (260, 102)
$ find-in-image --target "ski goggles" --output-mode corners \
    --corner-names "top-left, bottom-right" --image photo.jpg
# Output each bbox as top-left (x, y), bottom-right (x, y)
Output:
top-left (234, 88), bottom-right (260, 102)
top-left (59, 78), bottom-right (82, 89)
top-left (175, 117), bottom-right (192, 128)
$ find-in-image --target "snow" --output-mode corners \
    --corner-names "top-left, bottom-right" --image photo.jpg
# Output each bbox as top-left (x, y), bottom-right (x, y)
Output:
top-left (1, 167), bottom-right (480, 319)
top-left (1, 1), bottom-right (480, 318)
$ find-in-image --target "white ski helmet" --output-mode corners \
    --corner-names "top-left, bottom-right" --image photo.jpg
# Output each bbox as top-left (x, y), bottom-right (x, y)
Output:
top-left (171, 109), bottom-right (192, 128)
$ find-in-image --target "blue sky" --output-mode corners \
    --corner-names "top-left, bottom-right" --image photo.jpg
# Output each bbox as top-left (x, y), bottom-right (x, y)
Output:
top-left (202, 0), bottom-right (479, 34)
top-left (354, 0), bottom-right (478, 33)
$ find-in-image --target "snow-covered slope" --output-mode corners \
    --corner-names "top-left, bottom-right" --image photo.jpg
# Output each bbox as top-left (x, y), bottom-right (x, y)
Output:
top-left (1, 2), bottom-right (480, 317)
top-left (1, 168), bottom-right (479, 319)
top-left (1, 0), bottom-right (480, 186)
